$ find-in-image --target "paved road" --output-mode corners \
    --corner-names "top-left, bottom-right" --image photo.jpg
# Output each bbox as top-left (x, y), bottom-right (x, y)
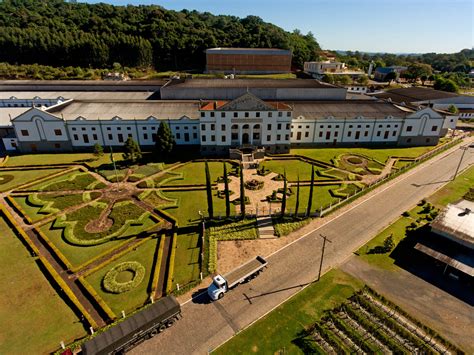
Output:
top-left (132, 141), bottom-right (474, 355)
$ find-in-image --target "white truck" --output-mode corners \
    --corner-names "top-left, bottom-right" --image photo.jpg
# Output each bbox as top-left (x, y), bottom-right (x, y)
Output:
top-left (207, 256), bottom-right (267, 301)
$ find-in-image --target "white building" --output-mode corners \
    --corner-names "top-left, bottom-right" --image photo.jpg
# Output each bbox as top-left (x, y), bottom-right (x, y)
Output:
top-left (304, 61), bottom-right (365, 79)
top-left (5, 92), bottom-right (451, 154)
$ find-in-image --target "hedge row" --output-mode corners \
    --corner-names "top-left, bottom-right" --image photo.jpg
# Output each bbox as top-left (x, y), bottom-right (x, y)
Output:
top-left (71, 237), bottom-right (136, 273)
top-left (0, 206), bottom-right (40, 255)
top-left (35, 228), bottom-right (74, 270)
top-left (5, 195), bottom-right (34, 225)
top-left (81, 236), bottom-right (152, 277)
top-left (150, 235), bottom-right (166, 299)
top-left (207, 219), bottom-right (258, 273)
top-left (38, 255), bottom-right (98, 329)
top-left (165, 233), bottom-right (177, 294)
top-left (77, 276), bottom-right (117, 321)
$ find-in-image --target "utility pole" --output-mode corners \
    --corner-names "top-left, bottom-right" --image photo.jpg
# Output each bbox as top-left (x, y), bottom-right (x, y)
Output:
top-left (452, 145), bottom-right (470, 180)
top-left (318, 234), bottom-right (332, 281)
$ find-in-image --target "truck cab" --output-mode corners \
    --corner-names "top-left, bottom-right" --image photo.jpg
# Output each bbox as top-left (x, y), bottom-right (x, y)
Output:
top-left (207, 275), bottom-right (227, 300)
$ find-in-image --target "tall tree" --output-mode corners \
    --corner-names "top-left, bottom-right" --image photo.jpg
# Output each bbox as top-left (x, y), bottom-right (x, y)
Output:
top-left (223, 163), bottom-right (231, 218)
top-left (205, 161), bottom-right (213, 219)
top-left (294, 175), bottom-right (300, 218)
top-left (306, 165), bottom-right (315, 217)
top-left (155, 121), bottom-right (175, 161)
top-left (239, 165), bottom-right (245, 217)
top-left (122, 137), bottom-right (142, 164)
top-left (93, 143), bottom-right (104, 157)
top-left (281, 170), bottom-right (287, 218)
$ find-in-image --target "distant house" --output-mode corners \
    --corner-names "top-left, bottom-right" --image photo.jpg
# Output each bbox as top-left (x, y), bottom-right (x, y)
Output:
top-left (373, 66), bottom-right (407, 81)
top-left (304, 61), bottom-right (365, 79)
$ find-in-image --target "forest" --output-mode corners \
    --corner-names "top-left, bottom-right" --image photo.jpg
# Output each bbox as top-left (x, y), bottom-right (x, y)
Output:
top-left (0, 0), bottom-right (320, 70)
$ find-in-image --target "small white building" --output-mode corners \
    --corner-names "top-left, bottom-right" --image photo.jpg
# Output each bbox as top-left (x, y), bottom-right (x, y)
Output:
top-left (304, 61), bottom-right (365, 79)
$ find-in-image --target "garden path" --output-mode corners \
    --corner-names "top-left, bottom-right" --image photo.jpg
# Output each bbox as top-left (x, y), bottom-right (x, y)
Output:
top-left (361, 158), bottom-right (397, 185)
top-left (219, 168), bottom-right (284, 216)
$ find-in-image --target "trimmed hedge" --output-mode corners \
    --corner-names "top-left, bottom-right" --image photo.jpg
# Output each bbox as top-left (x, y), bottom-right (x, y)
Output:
top-left (151, 235), bottom-right (166, 299)
top-left (207, 219), bottom-right (258, 273)
top-left (102, 261), bottom-right (146, 294)
top-left (77, 276), bottom-right (117, 321)
top-left (81, 237), bottom-right (150, 277)
top-left (166, 233), bottom-right (177, 294)
top-left (36, 228), bottom-right (74, 270)
top-left (38, 255), bottom-right (98, 329)
top-left (6, 195), bottom-right (34, 225)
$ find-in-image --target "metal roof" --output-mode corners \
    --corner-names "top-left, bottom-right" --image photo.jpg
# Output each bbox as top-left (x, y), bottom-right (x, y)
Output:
top-left (47, 100), bottom-right (201, 120)
top-left (0, 107), bottom-right (28, 126)
top-left (0, 91), bottom-right (154, 100)
top-left (373, 87), bottom-right (459, 104)
top-left (290, 100), bottom-right (413, 119)
top-left (431, 200), bottom-right (474, 247)
top-left (164, 78), bottom-right (338, 89)
top-left (206, 48), bottom-right (291, 55)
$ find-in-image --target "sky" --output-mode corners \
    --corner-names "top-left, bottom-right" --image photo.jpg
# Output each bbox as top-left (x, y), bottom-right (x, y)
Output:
top-left (81, 0), bottom-right (473, 54)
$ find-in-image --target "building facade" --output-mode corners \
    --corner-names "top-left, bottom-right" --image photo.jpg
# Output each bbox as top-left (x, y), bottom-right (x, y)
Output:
top-left (5, 92), bottom-right (452, 154)
top-left (205, 48), bottom-right (292, 74)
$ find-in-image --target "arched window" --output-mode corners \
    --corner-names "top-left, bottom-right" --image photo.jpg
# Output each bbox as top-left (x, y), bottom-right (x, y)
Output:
top-left (242, 124), bottom-right (250, 129)
top-left (231, 124), bottom-right (238, 130)
top-left (254, 124), bottom-right (261, 130)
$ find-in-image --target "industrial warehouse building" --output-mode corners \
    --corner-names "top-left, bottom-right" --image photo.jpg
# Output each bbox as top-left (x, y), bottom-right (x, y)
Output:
top-left (3, 97), bottom-right (457, 155)
top-left (205, 48), bottom-right (292, 74)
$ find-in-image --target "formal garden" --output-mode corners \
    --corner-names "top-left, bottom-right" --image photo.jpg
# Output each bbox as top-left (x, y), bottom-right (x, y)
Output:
top-left (0, 135), bottom-right (461, 353)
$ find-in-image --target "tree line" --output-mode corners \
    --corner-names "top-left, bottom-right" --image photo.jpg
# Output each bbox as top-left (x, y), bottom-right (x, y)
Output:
top-left (0, 0), bottom-right (320, 70)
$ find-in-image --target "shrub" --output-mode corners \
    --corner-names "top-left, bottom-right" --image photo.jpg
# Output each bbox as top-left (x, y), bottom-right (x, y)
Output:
top-left (402, 211), bottom-right (410, 217)
top-left (347, 156), bottom-right (363, 164)
top-left (102, 261), bottom-right (146, 294)
top-left (244, 179), bottom-right (264, 190)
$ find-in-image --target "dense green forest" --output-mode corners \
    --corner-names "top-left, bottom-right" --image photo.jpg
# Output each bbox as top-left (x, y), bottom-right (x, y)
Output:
top-left (0, 0), bottom-right (320, 70)
top-left (336, 49), bottom-right (473, 74)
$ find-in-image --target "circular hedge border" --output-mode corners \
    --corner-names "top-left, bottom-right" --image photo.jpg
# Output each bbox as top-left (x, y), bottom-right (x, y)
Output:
top-left (102, 261), bottom-right (145, 294)
top-left (0, 174), bottom-right (15, 185)
top-left (347, 156), bottom-right (364, 165)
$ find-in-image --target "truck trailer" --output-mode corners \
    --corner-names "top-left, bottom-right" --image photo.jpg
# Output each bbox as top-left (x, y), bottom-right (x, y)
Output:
top-left (207, 256), bottom-right (267, 301)
top-left (81, 296), bottom-right (181, 355)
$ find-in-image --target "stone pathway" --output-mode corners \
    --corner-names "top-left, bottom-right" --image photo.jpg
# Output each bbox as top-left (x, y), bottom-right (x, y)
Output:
top-left (218, 168), bottom-right (283, 215)
top-left (256, 216), bottom-right (276, 239)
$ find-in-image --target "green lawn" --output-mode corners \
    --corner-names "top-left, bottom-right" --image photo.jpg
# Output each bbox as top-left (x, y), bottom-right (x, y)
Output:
top-left (12, 193), bottom-right (86, 222)
top-left (27, 170), bottom-right (104, 191)
top-left (286, 184), bottom-right (343, 213)
top-left (0, 215), bottom-right (85, 354)
top-left (165, 162), bottom-right (236, 185)
top-left (428, 165), bottom-right (474, 207)
top-left (162, 190), bottom-right (231, 226)
top-left (84, 237), bottom-right (159, 315)
top-left (0, 168), bottom-right (65, 192)
top-left (213, 269), bottom-right (363, 355)
top-left (6, 152), bottom-right (124, 167)
top-left (291, 146), bottom-right (436, 165)
top-left (173, 232), bottom-right (201, 288)
top-left (356, 166), bottom-right (474, 270)
top-left (40, 221), bottom-right (131, 269)
top-left (263, 159), bottom-right (327, 181)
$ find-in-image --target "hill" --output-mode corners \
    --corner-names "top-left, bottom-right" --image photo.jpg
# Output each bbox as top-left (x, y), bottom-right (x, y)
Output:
top-left (0, 0), bottom-right (320, 71)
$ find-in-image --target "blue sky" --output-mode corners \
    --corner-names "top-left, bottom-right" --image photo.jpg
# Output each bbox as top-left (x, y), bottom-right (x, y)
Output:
top-left (81, 0), bottom-right (473, 53)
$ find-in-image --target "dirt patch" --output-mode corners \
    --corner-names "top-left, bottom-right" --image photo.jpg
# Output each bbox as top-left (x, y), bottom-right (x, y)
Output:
top-left (85, 215), bottom-right (113, 233)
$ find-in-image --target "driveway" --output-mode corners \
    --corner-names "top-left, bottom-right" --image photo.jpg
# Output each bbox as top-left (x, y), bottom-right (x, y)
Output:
top-left (131, 141), bottom-right (474, 354)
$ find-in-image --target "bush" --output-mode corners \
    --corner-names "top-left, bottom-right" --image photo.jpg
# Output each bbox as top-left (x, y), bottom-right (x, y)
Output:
top-left (244, 179), bottom-right (264, 190)
top-left (102, 261), bottom-right (146, 294)
top-left (401, 211), bottom-right (410, 217)
top-left (347, 157), bottom-right (363, 164)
